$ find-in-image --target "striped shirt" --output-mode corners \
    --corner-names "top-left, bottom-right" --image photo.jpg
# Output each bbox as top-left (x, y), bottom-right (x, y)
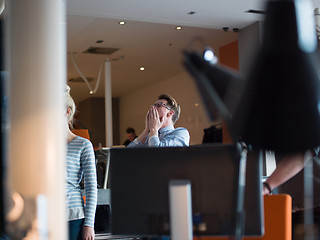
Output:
top-left (67, 136), bottom-right (97, 228)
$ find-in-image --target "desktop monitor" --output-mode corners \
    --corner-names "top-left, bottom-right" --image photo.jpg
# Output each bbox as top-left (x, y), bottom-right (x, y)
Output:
top-left (110, 144), bottom-right (264, 238)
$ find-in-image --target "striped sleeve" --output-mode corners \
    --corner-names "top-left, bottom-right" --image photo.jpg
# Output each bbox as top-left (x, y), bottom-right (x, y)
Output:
top-left (81, 139), bottom-right (98, 227)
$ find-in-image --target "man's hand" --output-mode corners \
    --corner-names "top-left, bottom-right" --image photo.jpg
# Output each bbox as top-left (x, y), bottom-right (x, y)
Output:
top-left (82, 226), bottom-right (94, 240)
top-left (148, 106), bottom-right (163, 136)
top-left (145, 108), bottom-right (150, 132)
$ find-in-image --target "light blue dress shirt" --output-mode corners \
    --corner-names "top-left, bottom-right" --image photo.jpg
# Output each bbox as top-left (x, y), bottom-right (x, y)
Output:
top-left (127, 125), bottom-right (190, 147)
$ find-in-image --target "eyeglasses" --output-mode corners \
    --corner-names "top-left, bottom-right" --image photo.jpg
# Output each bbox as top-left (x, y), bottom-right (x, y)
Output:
top-left (153, 102), bottom-right (174, 112)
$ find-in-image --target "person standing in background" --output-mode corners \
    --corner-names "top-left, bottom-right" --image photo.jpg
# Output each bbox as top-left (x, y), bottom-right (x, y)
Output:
top-left (66, 85), bottom-right (97, 240)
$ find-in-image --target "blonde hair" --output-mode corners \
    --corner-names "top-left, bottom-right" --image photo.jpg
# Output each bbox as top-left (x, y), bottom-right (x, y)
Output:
top-left (66, 85), bottom-right (76, 129)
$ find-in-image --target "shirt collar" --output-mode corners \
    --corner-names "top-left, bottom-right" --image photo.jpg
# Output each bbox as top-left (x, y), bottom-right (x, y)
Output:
top-left (159, 125), bottom-right (174, 134)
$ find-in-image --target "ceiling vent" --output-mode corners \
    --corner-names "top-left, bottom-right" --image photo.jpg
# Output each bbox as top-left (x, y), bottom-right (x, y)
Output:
top-left (245, 9), bottom-right (266, 14)
top-left (68, 77), bottom-right (94, 83)
top-left (83, 47), bottom-right (119, 55)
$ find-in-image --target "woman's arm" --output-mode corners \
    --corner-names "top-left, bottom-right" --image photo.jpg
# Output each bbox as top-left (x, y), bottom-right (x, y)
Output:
top-left (263, 152), bottom-right (309, 195)
top-left (81, 140), bottom-right (97, 238)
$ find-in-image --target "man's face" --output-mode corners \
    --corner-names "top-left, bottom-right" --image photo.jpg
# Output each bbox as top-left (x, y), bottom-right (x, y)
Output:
top-left (127, 132), bottom-right (136, 142)
top-left (153, 99), bottom-right (172, 121)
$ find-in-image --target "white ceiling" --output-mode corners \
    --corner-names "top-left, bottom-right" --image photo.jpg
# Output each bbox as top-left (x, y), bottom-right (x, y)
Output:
top-left (66, 0), bottom-right (319, 103)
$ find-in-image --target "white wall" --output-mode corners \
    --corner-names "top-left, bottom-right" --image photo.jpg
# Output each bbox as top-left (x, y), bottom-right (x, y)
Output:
top-left (238, 21), bottom-right (262, 74)
top-left (119, 71), bottom-right (222, 145)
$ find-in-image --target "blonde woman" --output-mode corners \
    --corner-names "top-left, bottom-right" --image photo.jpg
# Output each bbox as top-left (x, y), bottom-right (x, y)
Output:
top-left (66, 86), bottom-right (97, 240)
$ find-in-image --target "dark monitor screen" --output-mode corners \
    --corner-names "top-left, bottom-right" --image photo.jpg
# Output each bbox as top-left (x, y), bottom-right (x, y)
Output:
top-left (110, 144), bottom-right (264, 237)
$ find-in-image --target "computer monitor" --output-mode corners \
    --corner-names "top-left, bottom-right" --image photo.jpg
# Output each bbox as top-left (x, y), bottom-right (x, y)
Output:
top-left (110, 144), bottom-right (264, 238)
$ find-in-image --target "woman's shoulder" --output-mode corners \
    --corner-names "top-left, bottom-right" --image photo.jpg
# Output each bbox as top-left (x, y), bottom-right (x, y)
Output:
top-left (73, 136), bottom-right (93, 147)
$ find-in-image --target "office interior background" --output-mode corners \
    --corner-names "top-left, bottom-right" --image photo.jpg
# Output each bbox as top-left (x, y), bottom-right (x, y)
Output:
top-left (3, 0), bottom-right (320, 239)
top-left (66, 0), bottom-right (268, 147)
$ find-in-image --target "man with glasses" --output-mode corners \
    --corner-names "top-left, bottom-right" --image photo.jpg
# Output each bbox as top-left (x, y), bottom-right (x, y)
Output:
top-left (127, 94), bottom-right (190, 147)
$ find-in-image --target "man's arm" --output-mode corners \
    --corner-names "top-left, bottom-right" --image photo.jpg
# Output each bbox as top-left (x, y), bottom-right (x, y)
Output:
top-left (127, 108), bottom-right (151, 147)
top-left (148, 128), bottom-right (190, 147)
top-left (136, 129), bottom-right (149, 144)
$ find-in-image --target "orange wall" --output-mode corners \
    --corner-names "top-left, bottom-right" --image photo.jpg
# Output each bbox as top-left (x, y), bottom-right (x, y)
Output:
top-left (219, 41), bottom-right (239, 143)
top-left (219, 41), bottom-right (239, 71)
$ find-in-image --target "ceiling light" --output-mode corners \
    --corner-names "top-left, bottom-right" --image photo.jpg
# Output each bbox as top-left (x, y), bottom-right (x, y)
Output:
top-left (140, 67), bottom-right (145, 71)
top-left (203, 47), bottom-right (218, 64)
top-left (194, 103), bottom-right (199, 107)
top-left (176, 26), bottom-right (182, 30)
top-left (119, 21), bottom-right (126, 25)
top-left (96, 40), bottom-right (104, 43)
top-left (188, 11), bottom-right (196, 15)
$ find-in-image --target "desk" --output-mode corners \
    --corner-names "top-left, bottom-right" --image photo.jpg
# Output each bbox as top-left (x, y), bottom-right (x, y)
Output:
top-left (94, 149), bottom-right (113, 235)
top-left (95, 149), bottom-right (111, 189)
top-left (95, 189), bottom-right (112, 234)
top-left (95, 233), bottom-right (137, 240)
top-left (97, 189), bottom-right (111, 205)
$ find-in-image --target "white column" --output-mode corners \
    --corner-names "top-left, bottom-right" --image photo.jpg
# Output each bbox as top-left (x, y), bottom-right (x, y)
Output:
top-left (169, 180), bottom-right (193, 240)
top-left (105, 60), bottom-right (113, 147)
top-left (8, 0), bottom-right (67, 239)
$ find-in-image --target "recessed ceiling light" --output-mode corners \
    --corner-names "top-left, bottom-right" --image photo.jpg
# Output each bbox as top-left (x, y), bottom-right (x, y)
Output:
top-left (140, 67), bottom-right (145, 71)
top-left (119, 21), bottom-right (126, 25)
top-left (176, 26), bottom-right (182, 30)
top-left (194, 103), bottom-right (199, 107)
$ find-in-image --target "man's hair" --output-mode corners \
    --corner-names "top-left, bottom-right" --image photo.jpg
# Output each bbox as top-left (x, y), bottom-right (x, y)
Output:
top-left (126, 127), bottom-right (136, 134)
top-left (158, 94), bottom-right (180, 124)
